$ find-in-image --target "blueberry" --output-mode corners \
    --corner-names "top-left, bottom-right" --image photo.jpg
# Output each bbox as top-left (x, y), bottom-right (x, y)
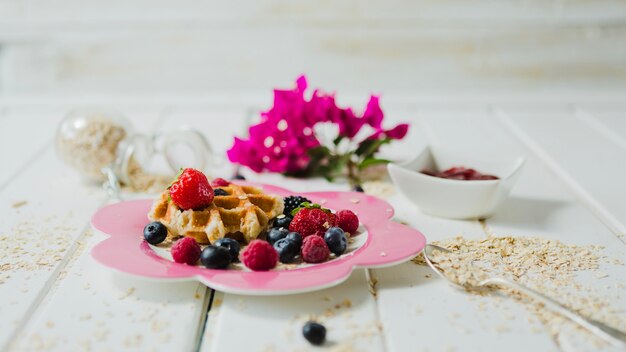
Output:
top-left (200, 246), bottom-right (231, 269)
top-left (273, 215), bottom-right (292, 229)
top-left (213, 238), bottom-right (240, 262)
top-left (324, 227), bottom-right (347, 256)
top-left (352, 185), bottom-right (364, 192)
top-left (285, 232), bottom-right (303, 249)
top-left (267, 227), bottom-right (289, 245)
top-left (302, 321), bottom-right (326, 345)
top-left (214, 188), bottom-right (228, 196)
top-left (274, 238), bottom-right (298, 263)
top-left (143, 221), bottom-right (167, 245)
top-left (233, 173), bottom-right (246, 180)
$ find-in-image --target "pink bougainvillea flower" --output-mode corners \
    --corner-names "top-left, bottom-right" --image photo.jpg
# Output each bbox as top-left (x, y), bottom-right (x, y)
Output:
top-left (385, 123), bottom-right (409, 139)
top-left (227, 75), bottom-right (409, 174)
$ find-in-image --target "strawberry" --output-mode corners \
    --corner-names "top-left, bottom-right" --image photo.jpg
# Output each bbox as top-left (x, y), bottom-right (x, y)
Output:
top-left (289, 208), bottom-right (336, 238)
top-left (168, 168), bottom-right (214, 210)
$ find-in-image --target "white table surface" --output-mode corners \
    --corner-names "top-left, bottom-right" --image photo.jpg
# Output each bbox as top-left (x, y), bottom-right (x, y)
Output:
top-left (1, 96), bottom-right (625, 352)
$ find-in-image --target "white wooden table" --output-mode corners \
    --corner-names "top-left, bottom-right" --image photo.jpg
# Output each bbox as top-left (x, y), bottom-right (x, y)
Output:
top-left (1, 96), bottom-right (625, 352)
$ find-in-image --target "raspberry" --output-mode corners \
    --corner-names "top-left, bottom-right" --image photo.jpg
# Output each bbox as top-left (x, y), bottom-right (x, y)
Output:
top-left (289, 208), bottom-right (335, 238)
top-left (211, 177), bottom-right (230, 187)
top-left (301, 235), bottom-right (329, 263)
top-left (336, 210), bottom-right (359, 235)
top-left (169, 168), bottom-right (214, 210)
top-left (241, 240), bottom-right (278, 271)
top-left (171, 237), bottom-right (201, 265)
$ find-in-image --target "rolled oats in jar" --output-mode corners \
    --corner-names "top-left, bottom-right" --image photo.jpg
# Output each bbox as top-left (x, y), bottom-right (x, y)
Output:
top-left (55, 109), bottom-right (130, 182)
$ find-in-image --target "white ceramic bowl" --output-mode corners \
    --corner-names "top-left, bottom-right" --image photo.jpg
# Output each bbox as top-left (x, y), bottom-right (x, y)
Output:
top-left (387, 146), bottom-right (525, 219)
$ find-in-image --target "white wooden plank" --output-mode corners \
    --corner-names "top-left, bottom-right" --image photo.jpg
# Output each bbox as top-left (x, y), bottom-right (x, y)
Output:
top-left (1, 106), bottom-right (217, 352)
top-left (370, 109), bottom-right (556, 352)
top-left (414, 106), bottom-right (626, 350)
top-left (0, 107), bottom-right (65, 189)
top-left (497, 106), bottom-right (626, 237)
top-left (0, 147), bottom-right (108, 350)
top-left (576, 106), bottom-right (626, 150)
top-left (10, 0), bottom-right (626, 24)
top-left (204, 269), bottom-right (385, 352)
top-left (10, 230), bottom-right (210, 352)
top-left (3, 26), bottom-right (626, 95)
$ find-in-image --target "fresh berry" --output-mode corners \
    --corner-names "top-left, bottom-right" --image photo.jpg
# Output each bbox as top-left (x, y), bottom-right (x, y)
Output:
top-left (336, 209), bottom-right (359, 234)
top-left (200, 245), bottom-right (231, 269)
top-left (289, 208), bottom-right (335, 238)
top-left (169, 168), bottom-right (214, 210)
top-left (273, 238), bottom-right (298, 263)
top-left (273, 215), bottom-right (292, 229)
top-left (301, 235), bottom-right (330, 263)
top-left (353, 185), bottom-right (364, 192)
top-left (211, 177), bottom-right (230, 187)
top-left (143, 221), bottom-right (167, 245)
top-left (324, 227), bottom-right (347, 256)
top-left (268, 227), bottom-right (289, 245)
top-left (233, 173), bottom-right (246, 180)
top-left (302, 321), bottom-right (326, 345)
top-left (171, 237), bottom-right (201, 265)
top-left (213, 238), bottom-right (240, 262)
top-left (283, 195), bottom-right (312, 216)
top-left (285, 232), bottom-right (303, 249)
top-left (241, 240), bottom-right (278, 271)
top-left (214, 188), bottom-right (228, 196)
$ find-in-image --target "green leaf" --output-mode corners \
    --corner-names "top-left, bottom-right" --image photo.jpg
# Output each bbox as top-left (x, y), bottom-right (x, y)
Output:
top-left (290, 202), bottom-right (332, 216)
top-left (332, 135), bottom-right (344, 145)
top-left (358, 157), bottom-right (391, 170)
top-left (355, 137), bottom-right (392, 158)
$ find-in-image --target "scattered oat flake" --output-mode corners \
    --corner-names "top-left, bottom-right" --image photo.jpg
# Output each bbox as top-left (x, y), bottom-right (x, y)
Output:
top-left (594, 272), bottom-right (609, 279)
top-left (350, 198), bottom-right (360, 204)
top-left (380, 252), bottom-right (387, 257)
top-left (12, 200), bottom-right (28, 208)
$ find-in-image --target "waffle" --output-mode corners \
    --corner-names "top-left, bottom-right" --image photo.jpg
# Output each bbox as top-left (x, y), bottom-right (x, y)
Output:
top-left (148, 184), bottom-right (284, 244)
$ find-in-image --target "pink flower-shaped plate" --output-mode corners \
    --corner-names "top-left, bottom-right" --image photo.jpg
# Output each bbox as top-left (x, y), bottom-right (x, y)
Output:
top-left (91, 183), bottom-right (426, 295)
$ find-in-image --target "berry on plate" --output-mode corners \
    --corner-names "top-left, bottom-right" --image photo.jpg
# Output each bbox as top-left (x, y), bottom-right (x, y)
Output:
top-left (273, 238), bottom-right (298, 263)
top-left (213, 188), bottom-right (228, 196)
top-left (283, 195), bottom-right (311, 216)
top-left (301, 235), bottom-right (330, 263)
top-left (336, 209), bottom-right (359, 235)
top-left (302, 321), bottom-right (326, 345)
top-left (285, 232), bottom-right (303, 249)
top-left (213, 238), bottom-right (240, 262)
top-left (324, 227), bottom-right (347, 256)
top-left (171, 237), bottom-right (202, 265)
top-left (267, 227), bottom-right (289, 246)
top-left (211, 177), bottom-right (230, 187)
top-left (200, 245), bottom-right (232, 269)
top-left (273, 215), bottom-right (292, 229)
top-left (168, 168), bottom-right (214, 210)
top-left (143, 221), bottom-right (167, 245)
top-left (241, 240), bottom-right (278, 271)
top-left (289, 208), bottom-right (336, 238)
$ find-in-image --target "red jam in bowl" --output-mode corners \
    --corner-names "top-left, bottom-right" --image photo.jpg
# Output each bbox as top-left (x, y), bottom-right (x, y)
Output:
top-left (421, 167), bottom-right (499, 181)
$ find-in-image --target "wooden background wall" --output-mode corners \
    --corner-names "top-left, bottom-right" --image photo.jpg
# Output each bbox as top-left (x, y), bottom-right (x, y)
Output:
top-left (0, 0), bottom-right (625, 96)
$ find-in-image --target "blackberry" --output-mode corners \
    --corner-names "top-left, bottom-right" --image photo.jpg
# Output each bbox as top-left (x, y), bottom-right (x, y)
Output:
top-left (283, 195), bottom-right (312, 216)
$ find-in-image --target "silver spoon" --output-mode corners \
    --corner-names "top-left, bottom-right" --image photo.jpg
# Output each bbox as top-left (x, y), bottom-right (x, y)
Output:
top-left (423, 244), bottom-right (626, 349)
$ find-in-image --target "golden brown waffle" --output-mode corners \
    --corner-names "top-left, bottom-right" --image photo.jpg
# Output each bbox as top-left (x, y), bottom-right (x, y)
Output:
top-left (148, 184), bottom-right (284, 244)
